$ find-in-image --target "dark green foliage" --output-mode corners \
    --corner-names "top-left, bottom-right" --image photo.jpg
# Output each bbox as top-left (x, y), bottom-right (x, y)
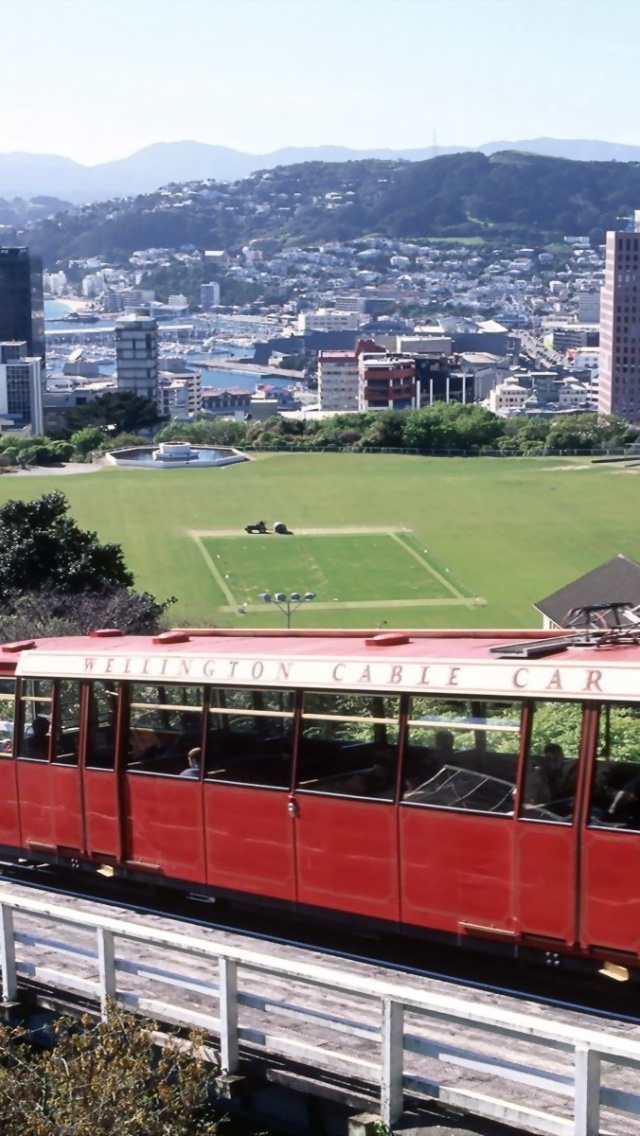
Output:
top-left (64, 391), bottom-right (164, 435)
top-left (155, 417), bottom-right (248, 446)
top-left (150, 405), bottom-right (639, 455)
top-left (70, 426), bottom-right (108, 459)
top-left (402, 404), bottom-right (504, 450)
top-left (0, 584), bottom-right (173, 639)
top-left (0, 491), bottom-right (134, 598)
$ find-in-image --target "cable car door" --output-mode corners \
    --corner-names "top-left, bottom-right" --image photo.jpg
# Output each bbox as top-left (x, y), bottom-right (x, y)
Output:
top-left (0, 679), bottom-right (20, 850)
top-left (292, 693), bottom-right (401, 921)
top-left (399, 696), bottom-right (520, 938)
top-left (82, 681), bottom-right (122, 860)
top-left (203, 687), bottom-right (297, 901)
top-left (515, 700), bottom-right (583, 946)
top-left (580, 703), bottom-right (640, 957)
top-left (16, 679), bottom-right (84, 857)
top-left (122, 682), bottom-right (206, 883)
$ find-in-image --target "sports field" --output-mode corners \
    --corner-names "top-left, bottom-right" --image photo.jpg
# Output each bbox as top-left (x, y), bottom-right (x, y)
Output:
top-left (0, 453), bottom-right (637, 629)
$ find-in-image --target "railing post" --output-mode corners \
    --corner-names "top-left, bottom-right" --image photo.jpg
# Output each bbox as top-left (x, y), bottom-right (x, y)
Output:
top-left (96, 927), bottom-right (116, 1019)
top-left (574, 1042), bottom-right (600, 1136)
top-left (0, 903), bottom-right (17, 1002)
top-left (219, 957), bottom-right (239, 1073)
top-left (380, 997), bottom-right (404, 1128)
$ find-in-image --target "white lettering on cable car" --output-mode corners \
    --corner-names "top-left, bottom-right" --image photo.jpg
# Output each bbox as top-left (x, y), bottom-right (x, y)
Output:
top-left (12, 651), bottom-right (625, 698)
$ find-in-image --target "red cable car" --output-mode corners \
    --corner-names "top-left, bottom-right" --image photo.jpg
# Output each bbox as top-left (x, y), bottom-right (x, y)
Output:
top-left (1, 624), bottom-right (640, 975)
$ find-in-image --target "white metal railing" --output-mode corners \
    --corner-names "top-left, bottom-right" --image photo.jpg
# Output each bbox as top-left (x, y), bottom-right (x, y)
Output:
top-left (0, 888), bottom-right (639, 1136)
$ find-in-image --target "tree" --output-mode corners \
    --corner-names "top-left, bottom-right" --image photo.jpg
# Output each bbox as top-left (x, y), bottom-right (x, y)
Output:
top-left (70, 426), bottom-right (108, 460)
top-left (0, 585), bottom-right (174, 640)
top-left (64, 392), bottom-right (164, 436)
top-left (0, 1005), bottom-right (223, 1136)
top-left (0, 491), bottom-right (133, 599)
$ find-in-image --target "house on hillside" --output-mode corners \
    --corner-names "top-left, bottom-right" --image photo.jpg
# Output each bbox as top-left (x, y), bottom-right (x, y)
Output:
top-left (533, 555), bottom-right (640, 629)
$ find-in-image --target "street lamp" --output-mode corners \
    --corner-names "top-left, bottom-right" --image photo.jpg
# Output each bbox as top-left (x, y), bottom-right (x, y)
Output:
top-left (259, 591), bottom-right (316, 628)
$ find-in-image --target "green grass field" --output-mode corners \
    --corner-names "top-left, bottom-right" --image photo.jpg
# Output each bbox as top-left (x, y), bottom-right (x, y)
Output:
top-left (0, 453), bottom-right (636, 629)
top-left (198, 531), bottom-right (473, 612)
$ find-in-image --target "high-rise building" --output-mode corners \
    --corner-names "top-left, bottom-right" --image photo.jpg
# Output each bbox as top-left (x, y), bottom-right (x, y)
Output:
top-left (200, 282), bottom-right (220, 310)
top-left (317, 350), bottom-right (359, 411)
top-left (599, 218), bottom-right (640, 420)
top-left (115, 312), bottom-right (159, 402)
top-left (0, 341), bottom-right (43, 433)
top-left (358, 353), bottom-right (417, 411)
top-left (158, 367), bottom-right (202, 419)
top-left (0, 247), bottom-right (45, 363)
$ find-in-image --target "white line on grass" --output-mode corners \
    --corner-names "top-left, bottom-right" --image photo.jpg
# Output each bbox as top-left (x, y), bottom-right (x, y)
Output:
top-left (221, 597), bottom-right (486, 613)
top-left (187, 526), bottom-right (412, 538)
top-left (389, 532), bottom-right (470, 604)
top-left (192, 535), bottom-right (237, 607)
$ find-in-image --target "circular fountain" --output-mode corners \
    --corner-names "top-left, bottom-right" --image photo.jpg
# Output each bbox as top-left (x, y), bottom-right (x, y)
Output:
top-left (154, 443), bottom-right (202, 462)
top-left (105, 443), bottom-right (249, 469)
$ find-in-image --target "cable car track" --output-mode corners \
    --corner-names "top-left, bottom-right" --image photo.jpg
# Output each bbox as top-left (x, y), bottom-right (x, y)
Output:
top-left (2, 862), bottom-right (639, 1031)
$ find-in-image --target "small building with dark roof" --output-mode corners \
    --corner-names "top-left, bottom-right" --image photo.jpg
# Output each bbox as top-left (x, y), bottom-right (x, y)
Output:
top-left (533, 555), bottom-right (640, 629)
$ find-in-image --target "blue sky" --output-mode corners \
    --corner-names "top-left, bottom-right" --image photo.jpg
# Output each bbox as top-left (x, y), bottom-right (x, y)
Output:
top-left (0, 0), bottom-right (637, 163)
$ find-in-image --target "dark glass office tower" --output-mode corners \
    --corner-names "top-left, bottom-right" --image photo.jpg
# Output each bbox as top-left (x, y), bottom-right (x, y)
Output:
top-left (0, 247), bottom-right (45, 363)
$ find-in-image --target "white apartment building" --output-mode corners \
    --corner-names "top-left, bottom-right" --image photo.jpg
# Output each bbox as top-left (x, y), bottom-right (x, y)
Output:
top-left (0, 341), bottom-right (43, 433)
top-left (557, 380), bottom-right (592, 408)
top-left (489, 381), bottom-right (529, 414)
top-left (43, 270), bottom-right (68, 296)
top-left (297, 309), bottom-right (362, 333)
top-left (317, 351), bottom-right (359, 411)
top-left (167, 294), bottom-right (189, 315)
top-left (577, 290), bottom-right (600, 323)
top-left (201, 282), bottom-right (221, 310)
top-left (573, 346), bottom-right (599, 403)
top-left (82, 272), bottom-right (106, 298)
top-left (158, 368), bottom-right (203, 419)
top-left (115, 313), bottom-right (159, 402)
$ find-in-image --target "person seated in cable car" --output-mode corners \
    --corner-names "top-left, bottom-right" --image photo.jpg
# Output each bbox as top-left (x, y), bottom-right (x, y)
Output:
top-left (433, 729), bottom-right (455, 761)
top-left (24, 715), bottom-right (50, 760)
top-left (179, 748), bottom-right (202, 779)
top-left (608, 774), bottom-right (640, 829)
top-left (524, 743), bottom-right (567, 807)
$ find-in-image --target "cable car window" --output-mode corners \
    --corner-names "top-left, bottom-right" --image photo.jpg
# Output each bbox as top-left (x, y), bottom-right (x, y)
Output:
top-left (53, 680), bottom-right (81, 766)
top-left (297, 692), bottom-right (400, 800)
top-left (17, 679), bottom-right (52, 762)
top-left (126, 684), bottom-right (204, 777)
top-left (401, 697), bottom-right (521, 815)
top-left (206, 687), bottom-right (294, 788)
top-left (0, 679), bottom-right (15, 758)
top-left (519, 701), bottom-right (582, 824)
top-left (86, 681), bottom-right (119, 770)
top-left (588, 703), bottom-right (640, 831)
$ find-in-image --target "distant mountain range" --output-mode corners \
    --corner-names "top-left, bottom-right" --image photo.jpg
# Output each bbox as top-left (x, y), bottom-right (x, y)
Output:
top-left (2, 137), bottom-right (640, 203)
top-left (18, 150), bottom-right (640, 267)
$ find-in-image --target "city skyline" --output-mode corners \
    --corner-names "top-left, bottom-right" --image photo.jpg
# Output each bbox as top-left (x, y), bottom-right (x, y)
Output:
top-left (1, 0), bottom-right (639, 165)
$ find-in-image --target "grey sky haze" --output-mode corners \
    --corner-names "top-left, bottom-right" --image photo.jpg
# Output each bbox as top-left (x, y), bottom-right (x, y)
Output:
top-left (0, 0), bottom-right (637, 164)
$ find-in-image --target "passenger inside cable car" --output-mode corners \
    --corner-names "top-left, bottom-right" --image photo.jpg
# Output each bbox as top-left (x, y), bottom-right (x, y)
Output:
top-left (24, 715), bottom-right (50, 760)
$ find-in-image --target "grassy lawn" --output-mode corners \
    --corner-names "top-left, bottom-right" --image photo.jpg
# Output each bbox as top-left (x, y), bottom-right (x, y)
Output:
top-left (201, 533), bottom-right (457, 607)
top-left (0, 453), bottom-right (634, 630)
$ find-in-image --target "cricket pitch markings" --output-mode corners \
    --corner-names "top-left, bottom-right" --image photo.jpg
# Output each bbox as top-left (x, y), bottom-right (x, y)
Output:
top-left (189, 526), bottom-right (485, 611)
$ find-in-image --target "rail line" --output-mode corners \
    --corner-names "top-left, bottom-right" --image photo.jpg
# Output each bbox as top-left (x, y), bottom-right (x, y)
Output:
top-left (2, 862), bottom-right (638, 1031)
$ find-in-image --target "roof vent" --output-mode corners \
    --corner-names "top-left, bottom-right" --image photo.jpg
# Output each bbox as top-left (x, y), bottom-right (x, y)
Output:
top-left (490, 637), bottom-right (571, 659)
top-left (1, 639), bottom-right (36, 653)
top-left (364, 633), bottom-right (411, 648)
top-left (88, 628), bottom-right (125, 639)
top-left (152, 631), bottom-right (191, 645)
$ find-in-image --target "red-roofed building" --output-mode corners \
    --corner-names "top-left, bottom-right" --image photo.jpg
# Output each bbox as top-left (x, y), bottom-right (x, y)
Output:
top-left (317, 340), bottom-right (386, 411)
top-left (358, 352), bottom-right (417, 411)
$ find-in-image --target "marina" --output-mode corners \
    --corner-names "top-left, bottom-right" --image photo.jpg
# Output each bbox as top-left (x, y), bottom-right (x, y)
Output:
top-left (44, 299), bottom-right (307, 397)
